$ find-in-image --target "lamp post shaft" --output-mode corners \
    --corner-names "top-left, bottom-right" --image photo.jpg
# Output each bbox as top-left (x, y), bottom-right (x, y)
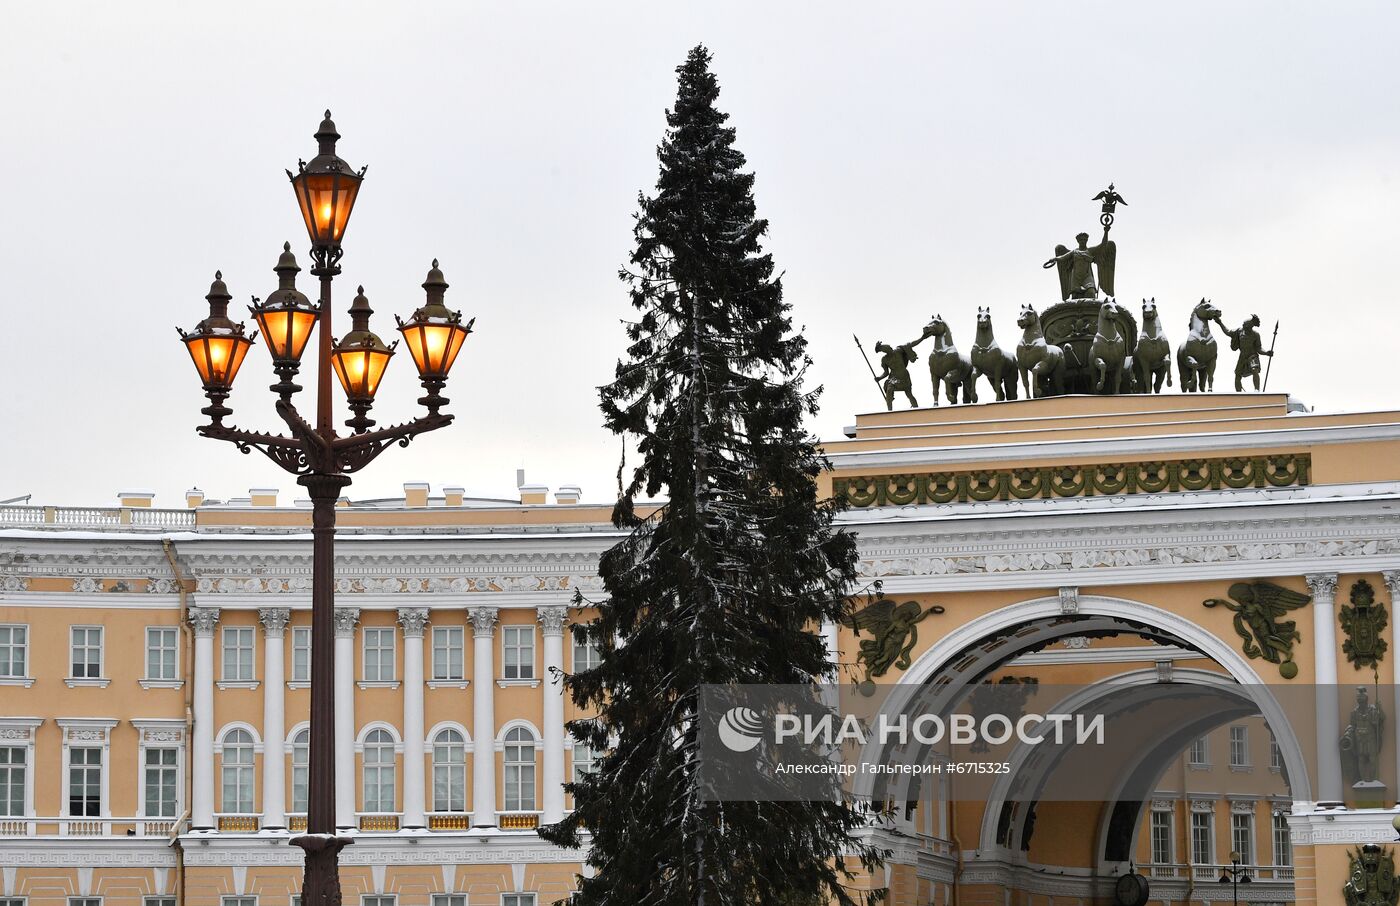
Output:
top-left (317, 272), bottom-right (335, 437)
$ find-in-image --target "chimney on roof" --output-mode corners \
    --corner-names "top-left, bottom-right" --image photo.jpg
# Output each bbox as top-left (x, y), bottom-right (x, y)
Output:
top-left (443, 486), bottom-right (465, 507)
top-left (403, 482), bottom-right (430, 508)
top-left (249, 488), bottom-right (278, 507)
top-left (517, 468), bottom-right (547, 505)
top-left (555, 485), bottom-right (581, 505)
top-left (118, 490), bottom-right (155, 508)
top-left (185, 488), bottom-right (205, 508)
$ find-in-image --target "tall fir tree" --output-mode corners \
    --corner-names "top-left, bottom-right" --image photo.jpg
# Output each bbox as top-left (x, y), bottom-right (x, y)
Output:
top-left (539, 45), bottom-right (882, 906)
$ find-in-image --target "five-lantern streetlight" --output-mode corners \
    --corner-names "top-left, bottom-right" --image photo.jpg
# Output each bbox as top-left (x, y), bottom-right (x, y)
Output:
top-left (177, 111), bottom-right (473, 906)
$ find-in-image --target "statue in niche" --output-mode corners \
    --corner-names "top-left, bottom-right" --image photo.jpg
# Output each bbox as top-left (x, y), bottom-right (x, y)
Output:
top-left (1341, 686), bottom-right (1385, 785)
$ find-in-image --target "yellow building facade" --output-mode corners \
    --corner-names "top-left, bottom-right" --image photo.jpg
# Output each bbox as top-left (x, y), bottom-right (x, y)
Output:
top-left (3, 392), bottom-right (1400, 904)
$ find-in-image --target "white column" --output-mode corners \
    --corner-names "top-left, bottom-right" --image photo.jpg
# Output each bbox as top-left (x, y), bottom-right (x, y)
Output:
top-left (399, 607), bottom-right (429, 828)
top-left (258, 608), bottom-right (290, 829)
top-left (539, 605), bottom-right (568, 824)
top-left (470, 606), bottom-right (499, 827)
top-left (333, 607), bottom-right (360, 830)
top-left (821, 619), bottom-right (841, 679)
top-left (1307, 573), bottom-right (1343, 806)
top-left (188, 606), bottom-right (220, 831)
top-left (1383, 570), bottom-right (1400, 799)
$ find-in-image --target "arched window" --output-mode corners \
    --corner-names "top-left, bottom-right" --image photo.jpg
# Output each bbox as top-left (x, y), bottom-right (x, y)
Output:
top-left (362, 728), bottom-right (396, 813)
top-left (503, 727), bottom-right (536, 811)
top-left (432, 728), bottom-right (467, 812)
top-left (291, 729), bottom-right (309, 814)
top-left (221, 729), bottom-right (255, 814)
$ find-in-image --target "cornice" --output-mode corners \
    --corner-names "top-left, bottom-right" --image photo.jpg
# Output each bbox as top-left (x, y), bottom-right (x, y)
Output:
top-left (176, 833), bottom-right (587, 866)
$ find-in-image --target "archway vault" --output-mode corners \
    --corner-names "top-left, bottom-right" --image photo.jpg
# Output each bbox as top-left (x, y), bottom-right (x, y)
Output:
top-left (854, 593), bottom-right (1314, 810)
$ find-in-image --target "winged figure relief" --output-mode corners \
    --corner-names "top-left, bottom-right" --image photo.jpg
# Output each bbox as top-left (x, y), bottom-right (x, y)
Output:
top-left (1203, 581), bottom-right (1312, 678)
top-left (842, 597), bottom-right (945, 692)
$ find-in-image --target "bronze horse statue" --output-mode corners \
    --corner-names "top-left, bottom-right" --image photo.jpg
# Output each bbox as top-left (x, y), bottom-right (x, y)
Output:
top-left (922, 314), bottom-right (975, 405)
top-left (1089, 297), bottom-right (1128, 394)
top-left (1134, 297), bottom-right (1172, 393)
top-left (1015, 305), bottom-right (1066, 398)
top-left (1176, 298), bottom-right (1222, 392)
top-left (971, 307), bottom-right (1019, 402)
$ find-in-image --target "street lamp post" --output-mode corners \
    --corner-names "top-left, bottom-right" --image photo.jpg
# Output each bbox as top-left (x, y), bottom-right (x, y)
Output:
top-left (1217, 850), bottom-right (1252, 905)
top-left (177, 112), bottom-right (473, 906)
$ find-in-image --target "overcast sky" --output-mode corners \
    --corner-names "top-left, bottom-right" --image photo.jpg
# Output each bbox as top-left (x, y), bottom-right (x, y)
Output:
top-left (2, 2), bottom-right (1397, 507)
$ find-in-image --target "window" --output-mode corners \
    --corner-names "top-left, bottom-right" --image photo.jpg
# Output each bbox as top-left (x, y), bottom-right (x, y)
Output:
top-left (363, 898), bottom-right (395, 906)
top-left (0, 899), bottom-right (27, 906)
top-left (222, 627), bottom-right (255, 681)
top-left (1229, 725), bottom-right (1249, 768)
top-left (572, 633), bottom-right (600, 673)
top-left (145, 899), bottom-right (176, 906)
top-left (291, 729), bottom-right (309, 814)
top-left (0, 747), bottom-right (26, 817)
top-left (364, 628), bottom-right (396, 682)
top-left (572, 742), bottom-right (599, 783)
top-left (432, 728), bottom-right (467, 812)
top-left (432, 896), bottom-right (466, 906)
top-left (1149, 810), bottom-right (1173, 864)
top-left (503, 626), bottom-right (535, 680)
top-left (1269, 735), bottom-right (1283, 771)
top-left (502, 895), bottom-right (536, 906)
top-left (145, 628), bottom-right (178, 680)
top-left (222, 898), bottom-right (257, 906)
top-left (432, 627), bottom-right (464, 681)
top-left (1272, 811), bottom-right (1291, 866)
top-left (144, 748), bottom-right (178, 818)
top-left (70, 899), bottom-right (101, 906)
top-left (221, 729), bottom-right (255, 813)
top-left (1187, 736), bottom-right (1208, 766)
top-left (1190, 811), bottom-right (1213, 866)
top-left (363, 728), bottom-right (396, 813)
top-left (292, 627), bottom-right (311, 682)
top-left (71, 627), bottom-right (102, 678)
top-left (69, 748), bottom-right (102, 817)
top-left (1231, 812), bottom-right (1254, 866)
top-left (504, 727), bottom-right (537, 811)
top-left (0, 626), bottom-right (27, 677)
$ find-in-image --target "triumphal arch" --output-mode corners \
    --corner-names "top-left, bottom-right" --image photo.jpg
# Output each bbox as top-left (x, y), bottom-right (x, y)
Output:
top-left (0, 187), bottom-right (1397, 905)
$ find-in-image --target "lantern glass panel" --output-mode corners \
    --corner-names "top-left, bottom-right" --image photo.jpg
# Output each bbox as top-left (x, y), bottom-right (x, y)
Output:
top-left (257, 307), bottom-right (319, 363)
top-left (401, 322), bottom-right (468, 378)
top-left (332, 347), bottom-right (391, 400)
top-left (294, 172), bottom-right (360, 245)
top-left (185, 334), bottom-right (252, 388)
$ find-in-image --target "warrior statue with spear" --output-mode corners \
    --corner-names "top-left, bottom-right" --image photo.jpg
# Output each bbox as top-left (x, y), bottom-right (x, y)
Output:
top-left (855, 334), bottom-right (923, 410)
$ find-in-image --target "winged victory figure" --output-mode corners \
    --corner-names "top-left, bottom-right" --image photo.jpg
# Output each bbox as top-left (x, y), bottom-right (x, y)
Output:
top-left (842, 596), bottom-right (945, 692)
top-left (1203, 581), bottom-right (1313, 678)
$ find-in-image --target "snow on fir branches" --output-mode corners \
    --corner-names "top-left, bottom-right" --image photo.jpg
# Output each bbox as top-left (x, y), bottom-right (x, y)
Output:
top-left (538, 45), bottom-right (884, 906)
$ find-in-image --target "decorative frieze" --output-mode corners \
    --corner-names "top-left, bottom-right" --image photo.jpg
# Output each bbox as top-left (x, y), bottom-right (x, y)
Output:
top-left (833, 453), bottom-right (1311, 508)
top-left (192, 574), bottom-right (599, 595)
top-left (859, 536), bottom-right (1400, 579)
